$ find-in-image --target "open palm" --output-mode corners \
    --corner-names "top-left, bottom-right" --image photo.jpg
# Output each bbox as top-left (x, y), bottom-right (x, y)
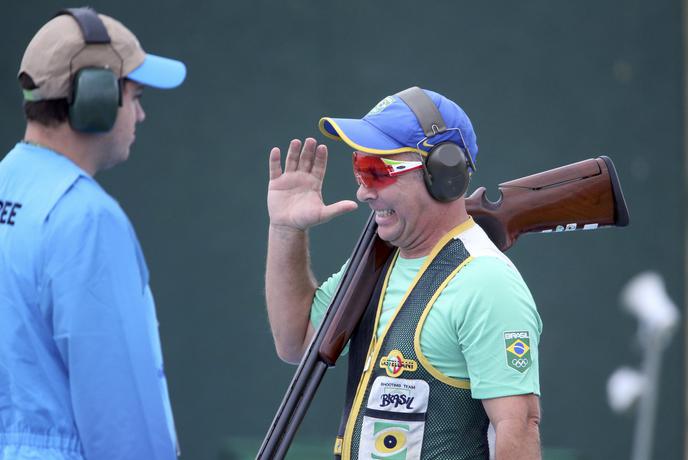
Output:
top-left (268, 138), bottom-right (357, 230)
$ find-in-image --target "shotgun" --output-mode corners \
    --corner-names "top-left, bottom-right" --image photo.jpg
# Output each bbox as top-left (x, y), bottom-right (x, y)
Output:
top-left (256, 155), bottom-right (629, 460)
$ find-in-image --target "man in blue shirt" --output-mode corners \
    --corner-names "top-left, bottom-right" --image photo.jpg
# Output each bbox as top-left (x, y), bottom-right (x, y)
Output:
top-left (0, 8), bottom-right (186, 460)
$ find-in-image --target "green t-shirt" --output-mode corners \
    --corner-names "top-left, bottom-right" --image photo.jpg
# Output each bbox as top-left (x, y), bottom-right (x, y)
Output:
top-left (310, 224), bottom-right (542, 399)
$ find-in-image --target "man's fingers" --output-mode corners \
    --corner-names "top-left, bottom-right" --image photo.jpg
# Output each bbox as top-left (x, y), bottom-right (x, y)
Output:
top-left (321, 200), bottom-right (358, 223)
top-left (284, 139), bottom-right (302, 172)
top-left (268, 147), bottom-right (282, 180)
top-left (297, 138), bottom-right (317, 173)
top-left (274, 138), bottom-right (329, 181)
top-left (312, 144), bottom-right (328, 180)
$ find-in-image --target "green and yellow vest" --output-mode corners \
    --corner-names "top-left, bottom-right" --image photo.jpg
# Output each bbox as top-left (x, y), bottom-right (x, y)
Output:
top-left (335, 226), bottom-right (490, 460)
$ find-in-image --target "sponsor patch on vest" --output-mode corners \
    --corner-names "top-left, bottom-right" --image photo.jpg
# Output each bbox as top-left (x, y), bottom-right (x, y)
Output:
top-left (504, 331), bottom-right (532, 373)
top-left (366, 96), bottom-right (395, 116)
top-left (359, 377), bottom-right (429, 459)
top-left (369, 377), bottom-right (429, 414)
top-left (379, 350), bottom-right (418, 378)
top-left (372, 421), bottom-right (411, 459)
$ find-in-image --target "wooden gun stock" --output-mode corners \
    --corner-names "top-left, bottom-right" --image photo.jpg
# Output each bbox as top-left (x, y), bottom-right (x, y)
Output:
top-left (256, 156), bottom-right (629, 460)
top-left (467, 155), bottom-right (629, 251)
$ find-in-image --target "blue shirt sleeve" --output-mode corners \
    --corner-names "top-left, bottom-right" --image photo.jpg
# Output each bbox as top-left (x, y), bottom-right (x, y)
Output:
top-left (43, 184), bottom-right (176, 460)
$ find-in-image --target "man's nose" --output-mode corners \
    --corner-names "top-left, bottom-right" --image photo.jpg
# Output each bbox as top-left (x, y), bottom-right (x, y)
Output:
top-left (356, 183), bottom-right (377, 202)
top-left (136, 102), bottom-right (146, 123)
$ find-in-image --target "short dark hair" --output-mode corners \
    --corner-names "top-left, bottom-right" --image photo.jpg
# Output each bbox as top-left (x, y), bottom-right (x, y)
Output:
top-left (19, 73), bottom-right (69, 126)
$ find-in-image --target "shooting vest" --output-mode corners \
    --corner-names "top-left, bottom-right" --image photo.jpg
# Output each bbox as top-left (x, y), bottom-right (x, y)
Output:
top-left (335, 225), bottom-right (490, 460)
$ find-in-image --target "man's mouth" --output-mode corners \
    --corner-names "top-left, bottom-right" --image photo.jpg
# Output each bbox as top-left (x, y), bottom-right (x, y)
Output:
top-left (375, 209), bottom-right (395, 217)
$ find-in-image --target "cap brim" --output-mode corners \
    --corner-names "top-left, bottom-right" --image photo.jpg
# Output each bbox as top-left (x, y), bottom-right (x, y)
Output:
top-left (319, 117), bottom-right (424, 156)
top-left (126, 54), bottom-right (186, 89)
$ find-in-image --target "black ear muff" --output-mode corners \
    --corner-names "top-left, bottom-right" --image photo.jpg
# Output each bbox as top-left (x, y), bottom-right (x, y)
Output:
top-left (56, 7), bottom-right (122, 133)
top-left (69, 68), bottom-right (120, 132)
top-left (396, 86), bottom-right (475, 202)
top-left (423, 142), bottom-right (470, 202)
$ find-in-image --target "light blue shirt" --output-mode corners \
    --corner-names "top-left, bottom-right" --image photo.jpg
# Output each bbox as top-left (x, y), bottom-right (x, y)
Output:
top-left (0, 143), bottom-right (177, 460)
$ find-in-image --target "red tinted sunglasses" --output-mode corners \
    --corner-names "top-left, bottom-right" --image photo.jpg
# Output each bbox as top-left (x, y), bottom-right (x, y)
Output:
top-left (352, 153), bottom-right (424, 189)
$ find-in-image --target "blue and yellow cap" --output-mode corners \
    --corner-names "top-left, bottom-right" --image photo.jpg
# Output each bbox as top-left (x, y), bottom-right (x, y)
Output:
top-left (318, 88), bottom-right (478, 162)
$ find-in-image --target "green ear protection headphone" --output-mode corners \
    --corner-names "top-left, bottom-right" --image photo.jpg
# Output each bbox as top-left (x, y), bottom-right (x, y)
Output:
top-left (57, 7), bottom-right (121, 133)
top-left (395, 87), bottom-right (477, 202)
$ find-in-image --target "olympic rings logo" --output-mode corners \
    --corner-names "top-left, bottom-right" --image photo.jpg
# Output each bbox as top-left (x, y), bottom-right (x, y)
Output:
top-left (511, 358), bottom-right (529, 368)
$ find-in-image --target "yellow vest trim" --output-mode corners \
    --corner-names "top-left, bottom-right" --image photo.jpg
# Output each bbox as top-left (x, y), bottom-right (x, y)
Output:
top-left (414, 256), bottom-right (474, 389)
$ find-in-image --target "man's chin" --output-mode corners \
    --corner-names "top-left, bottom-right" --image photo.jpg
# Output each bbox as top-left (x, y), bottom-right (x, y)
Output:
top-left (98, 150), bottom-right (130, 173)
top-left (376, 226), bottom-right (401, 246)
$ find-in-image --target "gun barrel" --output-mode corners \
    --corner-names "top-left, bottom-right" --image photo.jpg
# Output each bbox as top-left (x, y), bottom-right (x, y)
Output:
top-left (256, 212), bottom-right (385, 460)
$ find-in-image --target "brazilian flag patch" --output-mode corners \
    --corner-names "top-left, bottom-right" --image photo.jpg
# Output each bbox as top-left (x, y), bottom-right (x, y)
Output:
top-left (504, 331), bottom-right (532, 373)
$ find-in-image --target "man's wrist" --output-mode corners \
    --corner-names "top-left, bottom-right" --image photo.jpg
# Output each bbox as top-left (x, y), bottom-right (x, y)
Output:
top-left (269, 223), bottom-right (307, 236)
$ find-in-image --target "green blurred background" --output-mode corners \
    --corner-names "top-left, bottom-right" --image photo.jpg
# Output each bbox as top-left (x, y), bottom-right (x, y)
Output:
top-left (0, 1), bottom-right (683, 459)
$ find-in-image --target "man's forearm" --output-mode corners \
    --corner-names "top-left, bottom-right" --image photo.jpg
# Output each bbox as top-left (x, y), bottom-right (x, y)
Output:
top-left (494, 419), bottom-right (541, 460)
top-left (265, 224), bottom-right (317, 363)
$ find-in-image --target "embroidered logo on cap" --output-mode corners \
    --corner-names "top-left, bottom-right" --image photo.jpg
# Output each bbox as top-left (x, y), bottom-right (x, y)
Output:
top-left (367, 96), bottom-right (395, 116)
top-left (504, 331), bottom-right (532, 373)
top-left (379, 350), bottom-right (418, 378)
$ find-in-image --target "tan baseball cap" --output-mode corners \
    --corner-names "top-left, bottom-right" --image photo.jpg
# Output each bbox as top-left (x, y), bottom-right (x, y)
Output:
top-left (19, 9), bottom-right (186, 101)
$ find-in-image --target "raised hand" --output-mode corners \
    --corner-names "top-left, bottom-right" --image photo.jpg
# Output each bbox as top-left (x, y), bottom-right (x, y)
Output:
top-left (268, 138), bottom-right (358, 231)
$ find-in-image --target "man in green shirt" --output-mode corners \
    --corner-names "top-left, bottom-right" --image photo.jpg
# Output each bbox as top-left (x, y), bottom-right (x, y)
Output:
top-left (265, 87), bottom-right (542, 460)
